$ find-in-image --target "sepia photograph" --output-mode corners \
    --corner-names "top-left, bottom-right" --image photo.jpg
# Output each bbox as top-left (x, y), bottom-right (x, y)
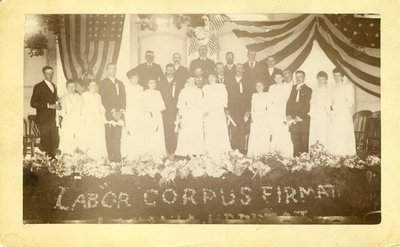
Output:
top-left (22, 13), bottom-right (381, 224)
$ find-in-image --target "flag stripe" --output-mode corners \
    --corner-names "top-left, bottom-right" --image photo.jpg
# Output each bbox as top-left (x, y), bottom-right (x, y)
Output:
top-left (250, 18), bottom-right (316, 63)
top-left (270, 27), bottom-right (316, 72)
top-left (318, 17), bottom-right (380, 66)
top-left (231, 14), bottom-right (308, 27)
top-left (63, 16), bottom-right (79, 79)
top-left (92, 41), bottom-right (105, 79)
top-left (58, 14), bottom-right (125, 82)
top-left (261, 20), bottom-right (316, 65)
top-left (231, 14), bottom-right (380, 97)
top-left (95, 41), bottom-right (110, 81)
top-left (285, 38), bottom-right (315, 73)
top-left (68, 16), bottom-right (83, 77)
top-left (233, 14), bottom-right (309, 38)
top-left (337, 60), bottom-right (380, 96)
top-left (111, 15), bottom-right (125, 63)
top-left (58, 30), bottom-right (73, 80)
top-left (246, 31), bottom-right (294, 51)
top-left (315, 31), bottom-right (380, 97)
top-left (74, 15), bottom-right (86, 76)
top-left (317, 26), bottom-right (380, 85)
top-left (320, 15), bottom-right (380, 57)
top-left (89, 40), bottom-right (100, 68)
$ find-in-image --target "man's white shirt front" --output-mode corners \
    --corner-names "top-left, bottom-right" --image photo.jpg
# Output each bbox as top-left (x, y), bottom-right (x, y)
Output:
top-left (235, 76), bottom-right (243, 94)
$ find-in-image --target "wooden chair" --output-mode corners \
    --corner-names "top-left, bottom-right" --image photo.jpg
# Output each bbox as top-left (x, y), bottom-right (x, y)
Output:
top-left (365, 111), bottom-right (381, 156)
top-left (353, 110), bottom-right (372, 155)
top-left (27, 115), bottom-right (41, 156)
top-left (23, 118), bottom-right (30, 157)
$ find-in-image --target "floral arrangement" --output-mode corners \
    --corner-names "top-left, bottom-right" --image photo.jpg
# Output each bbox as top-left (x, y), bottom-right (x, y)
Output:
top-left (25, 15), bottom-right (63, 57)
top-left (25, 32), bottom-right (49, 57)
top-left (136, 14), bottom-right (229, 39)
top-left (23, 142), bottom-right (381, 184)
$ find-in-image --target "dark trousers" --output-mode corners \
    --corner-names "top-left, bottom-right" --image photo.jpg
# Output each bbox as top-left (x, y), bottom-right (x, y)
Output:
top-left (105, 124), bottom-right (122, 162)
top-left (290, 119), bottom-right (310, 156)
top-left (229, 114), bottom-right (249, 154)
top-left (163, 120), bottom-right (177, 155)
top-left (38, 121), bottom-right (59, 158)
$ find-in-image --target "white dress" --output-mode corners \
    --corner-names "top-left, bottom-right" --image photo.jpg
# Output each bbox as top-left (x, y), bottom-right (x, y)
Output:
top-left (328, 82), bottom-right (356, 156)
top-left (309, 85), bottom-right (331, 149)
top-left (81, 91), bottom-right (107, 159)
top-left (141, 89), bottom-right (166, 157)
top-left (202, 83), bottom-right (231, 158)
top-left (268, 83), bottom-right (293, 157)
top-left (59, 93), bottom-right (82, 154)
top-left (247, 92), bottom-right (270, 158)
top-left (175, 84), bottom-right (205, 156)
top-left (121, 84), bottom-right (145, 160)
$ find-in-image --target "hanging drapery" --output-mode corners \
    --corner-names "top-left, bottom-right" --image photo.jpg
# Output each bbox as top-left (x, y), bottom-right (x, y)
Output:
top-left (231, 14), bottom-right (380, 97)
top-left (58, 14), bottom-right (125, 83)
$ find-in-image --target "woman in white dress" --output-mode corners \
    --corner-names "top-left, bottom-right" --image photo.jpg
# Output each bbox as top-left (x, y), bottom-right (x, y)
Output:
top-left (121, 72), bottom-right (145, 160)
top-left (175, 77), bottom-right (205, 157)
top-left (268, 72), bottom-right (293, 157)
top-left (81, 81), bottom-right (107, 159)
top-left (309, 71), bottom-right (331, 149)
top-left (327, 68), bottom-right (356, 156)
top-left (247, 82), bottom-right (270, 158)
top-left (202, 73), bottom-right (231, 158)
top-left (59, 81), bottom-right (82, 154)
top-left (141, 79), bottom-right (166, 158)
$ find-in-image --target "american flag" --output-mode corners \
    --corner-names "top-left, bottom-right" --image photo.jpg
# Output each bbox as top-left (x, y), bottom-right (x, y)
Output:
top-left (58, 14), bottom-right (125, 82)
top-left (231, 14), bottom-right (380, 97)
top-left (188, 14), bottom-right (229, 56)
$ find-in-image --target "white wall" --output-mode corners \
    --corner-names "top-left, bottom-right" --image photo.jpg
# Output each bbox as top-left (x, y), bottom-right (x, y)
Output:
top-left (24, 14), bottom-right (58, 117)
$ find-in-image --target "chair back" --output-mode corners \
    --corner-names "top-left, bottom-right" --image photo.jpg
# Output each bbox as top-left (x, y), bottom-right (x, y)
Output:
top-left (353, 110), bottom-right (372, 152)
top-left (353, 110), bottom-right (372, 132)
top-left (28, 115), bottom-right (40, 138)
top-left (23, 118), bottom-right (28, 137)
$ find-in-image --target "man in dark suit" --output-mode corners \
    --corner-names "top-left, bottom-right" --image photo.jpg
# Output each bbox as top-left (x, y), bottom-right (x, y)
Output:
top-left (225, 63), bottom-right (252, 154)
top-left (286, 70), bottom-right (312, 157)
top-left (243, 50), bottom-right (264, 92)
top-left (133, 50), bottom-right (164, 87)
top-left (172, 52), bottom-right (189, 84)
top-left (189, 45), bottom-right (215, 76)
top-left (30, 66), bottom-right (60, 158)
top-left (193, 67), bottom-right (206, 88)
top-left (159, 64), bottom-right (184, 155)
top-left (99, 63), bottom-right (126, 162)
top-left (216, 62), bottom-right (227, 84)
top-left (224, 51), bottom-right (236, 81)
top-left (264, 56), bottom-right (283, 91)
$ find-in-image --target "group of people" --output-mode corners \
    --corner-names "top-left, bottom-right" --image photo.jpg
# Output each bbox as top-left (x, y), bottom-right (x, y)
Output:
top-left (30, 45), bottom-right (356, 162)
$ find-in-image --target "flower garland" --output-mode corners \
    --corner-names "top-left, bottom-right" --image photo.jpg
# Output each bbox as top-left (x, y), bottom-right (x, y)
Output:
top-left (23, 142), bottom-right (381, 183)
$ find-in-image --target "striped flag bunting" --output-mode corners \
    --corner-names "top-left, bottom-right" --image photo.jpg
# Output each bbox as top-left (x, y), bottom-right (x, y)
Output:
top-left (58, 14), bottom-right (125, 83)
top-left (231, 14), bottom-right (380, 97)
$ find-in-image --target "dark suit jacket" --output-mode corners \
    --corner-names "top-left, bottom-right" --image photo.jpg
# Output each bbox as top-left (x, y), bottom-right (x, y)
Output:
top-left (158, 77), bottom-right (184, 123)
top-left (99, 77), bottom-right (126, 121)
top-left (30, 80), bottom-right (58, 125)
top-left (224, 64), bottom-right (236, 81)
top-left (264, 67), bottom-right (283, 91)
top-left (286, 84), bottom-right (312, 132)
top-left (174, 65), bottom-right (189, 85)
top-left (189, 57), bottom-right (216, 75)
top-left (134, 62), bottom-right (164, 86)
top-left (243, 61), bottom-right (265, 87)
top-left (226, 77), bottom-right (252, 121)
